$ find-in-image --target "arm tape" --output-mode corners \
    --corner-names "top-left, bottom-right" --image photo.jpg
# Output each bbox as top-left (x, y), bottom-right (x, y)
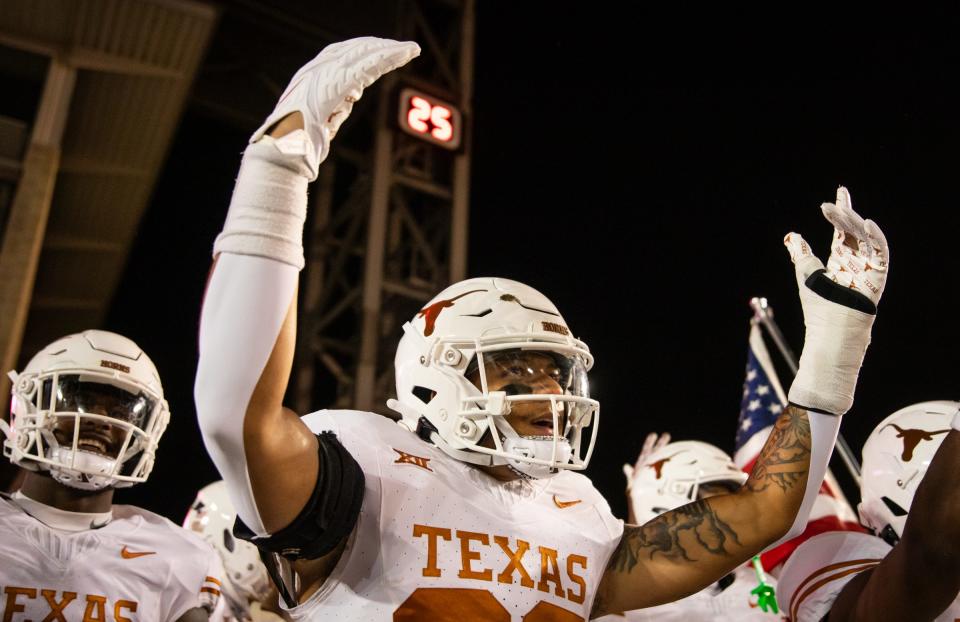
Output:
top-left (789, 270), bottom-right (876, 415)
top-left (233, 431), bottom-right (365, 561)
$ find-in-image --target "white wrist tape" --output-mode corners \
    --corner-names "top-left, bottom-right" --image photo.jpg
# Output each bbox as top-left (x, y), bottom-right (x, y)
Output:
top-left (768, 410), bottom-right (841, 546)
top-left (788, 276), bottom-right (875, 416)
top-left (213, 131), bottom-right (314, 269)
top-left (952, 409), bottom-right (960, 432)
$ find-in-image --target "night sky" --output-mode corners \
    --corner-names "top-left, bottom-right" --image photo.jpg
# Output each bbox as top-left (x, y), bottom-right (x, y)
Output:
top-left (103, 6), bottom-right (960, 522)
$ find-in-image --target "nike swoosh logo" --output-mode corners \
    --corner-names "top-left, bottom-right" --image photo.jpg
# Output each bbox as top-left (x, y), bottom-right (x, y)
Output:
top-left (120, 546), bottom-right (156, 559)
top-left (553, 495), bottom-right (582, 509)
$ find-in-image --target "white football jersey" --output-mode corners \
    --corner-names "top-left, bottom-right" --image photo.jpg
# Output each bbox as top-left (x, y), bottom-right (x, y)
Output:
top-left (595, 565), bottom-right (780, 621)
top-left (0, 495), bottom-right (222, 621)
top-left (284, 410), bottom-right (623, 621)
top-left (779, 530), bottom-right (960, 621)
top-left (211, 598), bottom-right (285, 622)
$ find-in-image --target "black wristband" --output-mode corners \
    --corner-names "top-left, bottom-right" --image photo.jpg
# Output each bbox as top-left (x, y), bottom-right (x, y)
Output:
top-left (805, 269), bottom-right (876, 315)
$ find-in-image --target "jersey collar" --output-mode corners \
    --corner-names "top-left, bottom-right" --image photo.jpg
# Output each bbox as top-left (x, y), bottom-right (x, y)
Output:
top-left (10, 490), bottom-right (114, 532)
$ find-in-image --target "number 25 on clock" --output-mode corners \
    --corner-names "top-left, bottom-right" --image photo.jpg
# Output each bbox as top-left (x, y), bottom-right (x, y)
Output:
top-left (399, 87), bottom-right (462, 150)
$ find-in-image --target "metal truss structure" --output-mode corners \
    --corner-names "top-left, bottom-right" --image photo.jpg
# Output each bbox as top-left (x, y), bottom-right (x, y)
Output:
top-left (292, 0), bottom-right (475, 415)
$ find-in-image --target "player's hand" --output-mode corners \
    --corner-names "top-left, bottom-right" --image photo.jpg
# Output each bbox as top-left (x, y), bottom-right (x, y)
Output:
top-left (784, 186), bottom-right (889, 307)
top-left (783, 186), bottom-right (888, 415)
top-left (253, 37), bottom-right (420, 179)
top-left (623, 432), bottom-right (671, 490)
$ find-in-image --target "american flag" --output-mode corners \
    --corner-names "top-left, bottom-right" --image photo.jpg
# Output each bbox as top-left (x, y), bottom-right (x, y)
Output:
top-left (735, 324), bottom-right (787, 463)
top-left (735, 322), bottom-right (863, 572)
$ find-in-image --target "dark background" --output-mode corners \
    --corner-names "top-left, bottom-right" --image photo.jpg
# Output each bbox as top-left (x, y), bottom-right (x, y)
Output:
top-left (104, 6), bottom-right (960, 522)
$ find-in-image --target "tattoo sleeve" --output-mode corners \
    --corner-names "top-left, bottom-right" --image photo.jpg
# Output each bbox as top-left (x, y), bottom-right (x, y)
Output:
top-left (745, 405), bottom-right (811, 494)
top-left (609, 499), bottom-right (743, 573)
top-left (594, 406), bottom-right (815, 616)
top-left (611, 405), bottom-right (811, 571)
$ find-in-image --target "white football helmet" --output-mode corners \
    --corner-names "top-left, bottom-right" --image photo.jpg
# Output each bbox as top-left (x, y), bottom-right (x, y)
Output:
top-left (627, 440), bottom-right (748, 524)
top-left (0, 330), bottom-right (169, 490)
top-left (389, 277), bottom-right (599, 479)
top-left (184, 481), bottom-right (271, 620)
top-left (858, 400), bottom-right (956, 544)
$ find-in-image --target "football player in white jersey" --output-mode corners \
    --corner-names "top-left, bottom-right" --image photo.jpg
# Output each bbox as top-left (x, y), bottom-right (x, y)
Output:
top-left (597, 434), bottom-right (778, 621)
top-left (0, 330), bottom-right (222, 621)
top-left (194, 37), bottom-right (891, 620)
top-left (778, 401), bottom-right (960, 621)
top-left (185, 481), bottom-right (286, 622)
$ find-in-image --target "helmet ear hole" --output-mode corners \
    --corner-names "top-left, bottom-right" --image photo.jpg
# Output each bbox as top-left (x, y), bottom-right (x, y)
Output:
top-left (412, 386), bottom-right (435, 405)
top-left (222, 528), bottom-right (236, 553)
top-left (880, 496), bottom-right (908, 517)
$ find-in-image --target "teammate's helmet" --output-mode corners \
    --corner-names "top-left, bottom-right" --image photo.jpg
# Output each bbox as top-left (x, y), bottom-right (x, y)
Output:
top-left (390, 277), bottom-right (599, 479)
top-left (184, 481), bottom-right (270, 619)
top-left (0, 330), bottom-right (169, 490)
top-left (627, 440), bottom-right (748, 524)
top-left (858, 400), bottom-right (957, 544)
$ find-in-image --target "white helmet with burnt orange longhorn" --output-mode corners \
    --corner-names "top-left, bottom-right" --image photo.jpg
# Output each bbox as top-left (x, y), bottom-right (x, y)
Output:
top-left (389, 277), bottom-right (599, 479)
top-left (0, 330), bottom-right (169, 490)
top-left (185, 481), bottom-right (270, 620)
top-left (626, 440), bottom-right (748, 524)
top-left (858, 400), bottom-right (957, 544)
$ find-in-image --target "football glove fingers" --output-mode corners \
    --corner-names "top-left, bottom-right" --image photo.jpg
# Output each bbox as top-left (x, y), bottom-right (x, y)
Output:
top-left (820, 187), bottom-right (889, 305)
top-left (252, 37), bottom-right (421, 179)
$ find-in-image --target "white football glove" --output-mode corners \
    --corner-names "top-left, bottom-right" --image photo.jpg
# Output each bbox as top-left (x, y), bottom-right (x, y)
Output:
top-left (215, 37), bottom-right (420, 267)
top-left (252, 37), bottom-right (421, 179)
top-left (784, 187), bottom-right (889, 415)
top-left (623, 432), bottom-right (671, 490)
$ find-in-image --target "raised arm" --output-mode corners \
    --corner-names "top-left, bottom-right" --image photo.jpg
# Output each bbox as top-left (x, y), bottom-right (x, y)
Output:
top-left (592, 188), bottom-right (889, 616)
top-left (829, 424), bottom-right (960, 621)
top-left (194, 39), bottom-right (420, 537)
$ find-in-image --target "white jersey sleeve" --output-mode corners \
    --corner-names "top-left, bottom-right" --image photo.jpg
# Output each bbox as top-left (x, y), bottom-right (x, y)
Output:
top-left (0, 497), bottom-right (223, 621)
top-left (778, 531), bottom-right (891, 622)
top-left (208, 570), bottom-right (229, 622)
top-left (282, 409), bottom-right (623, 621)
top-left (199, 551), bottom-right (228, 618)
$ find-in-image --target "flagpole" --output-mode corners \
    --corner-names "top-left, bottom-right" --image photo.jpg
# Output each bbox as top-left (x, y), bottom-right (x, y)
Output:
top-left (749, 297), bottom-right (863, 486)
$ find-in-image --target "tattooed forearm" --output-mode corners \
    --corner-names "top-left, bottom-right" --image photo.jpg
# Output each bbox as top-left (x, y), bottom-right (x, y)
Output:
top-left (746, 405), bottom-right (811, 494)
top-left (610, 499), bottom-right (742, 573)
top-left (594, 409), bottom-right (816, 616)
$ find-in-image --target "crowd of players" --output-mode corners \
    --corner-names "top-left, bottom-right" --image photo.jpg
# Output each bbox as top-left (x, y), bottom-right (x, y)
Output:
top-left (0, 36), bottom-right (957, 621)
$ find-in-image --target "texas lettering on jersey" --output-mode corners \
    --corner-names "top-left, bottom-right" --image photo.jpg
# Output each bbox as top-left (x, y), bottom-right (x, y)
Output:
top-left (413, 523), bottom-right (590, 606)
top-left (288, 411), bottom-right (623, 621)
top-left (0, 497), bottom-right (222, 622)
top-left (1, 586), bottom-right (138, 621)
